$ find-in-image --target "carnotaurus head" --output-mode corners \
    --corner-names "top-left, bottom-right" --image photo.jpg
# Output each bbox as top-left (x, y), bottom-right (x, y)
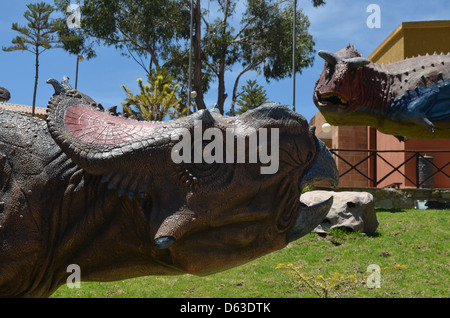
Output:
top-left (46, 80), bottom-right (338, 275)
top-left (313, 47), bottom-right (371, 115)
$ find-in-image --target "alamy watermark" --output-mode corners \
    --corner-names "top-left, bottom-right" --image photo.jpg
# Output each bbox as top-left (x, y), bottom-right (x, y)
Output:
top-left (366, 264), bottom-right (381, 288)
top-left (66, 264), bottom-right (81, 288)
top-left (170, 121), bottom-right (280, 175)
top-left (366, 4), bottom-right (381, 29)
top-left (66, 4), bottom-right (81, 29)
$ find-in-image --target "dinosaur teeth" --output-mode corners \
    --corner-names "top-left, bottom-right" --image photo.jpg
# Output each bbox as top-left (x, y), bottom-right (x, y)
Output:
top-left (320, 93), bottom-right (349, 105)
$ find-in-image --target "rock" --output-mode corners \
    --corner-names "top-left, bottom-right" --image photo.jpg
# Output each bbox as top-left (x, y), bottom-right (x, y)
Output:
top-left (301, 190), bottom-right (378, 235)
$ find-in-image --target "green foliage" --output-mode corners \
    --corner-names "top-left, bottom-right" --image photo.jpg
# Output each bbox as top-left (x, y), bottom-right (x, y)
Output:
top-left (2, 2), bottom-right (59, 54)
top-left (276, 263), bottom-right (359, 298)
top-left (54, 18), bottom-right (96, 60)
top-left (301, 184), bottom-right (316, 194)
top-left (54, 0), bottom-right (190, 72)
top-left (276, 261), bottom-right (406, 298)
top-left (239, 0), bottom-right (316, 80)
top-left (54, 0), bottom-right (325, 113)
top-left (2, 2), bottom-right (65, 109)
top-left (121, 68), bottom-right (189, 121)
top-left (235, 80), bottom-right (269, 115)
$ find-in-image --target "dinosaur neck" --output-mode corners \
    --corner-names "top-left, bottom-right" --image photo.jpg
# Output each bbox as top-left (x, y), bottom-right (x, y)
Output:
top-left (354, 64), bottom-right (393, 115)
top-left (43, 171), bottom-right (179, 296)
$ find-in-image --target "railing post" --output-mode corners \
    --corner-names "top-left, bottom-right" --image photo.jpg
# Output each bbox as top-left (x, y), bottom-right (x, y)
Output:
top-left (373, 150), bottom-right (377, 188)
top-left (329, 148), bottom-right (449, 189)
top-left (416, 152), bottom-right (419, 188)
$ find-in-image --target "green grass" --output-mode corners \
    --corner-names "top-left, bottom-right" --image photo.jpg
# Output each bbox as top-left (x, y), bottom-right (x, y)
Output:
top-left (52, 209), bottom-right (449, 298)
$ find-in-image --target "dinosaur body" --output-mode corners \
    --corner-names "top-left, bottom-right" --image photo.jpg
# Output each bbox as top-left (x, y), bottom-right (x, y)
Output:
top-left (0, 80), bottom-right (338, 297)
top-left (313, 46), bottom-right (450, 139)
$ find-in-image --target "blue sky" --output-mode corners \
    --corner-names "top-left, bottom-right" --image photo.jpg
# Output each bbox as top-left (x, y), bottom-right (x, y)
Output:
top-left (0, 0), bottom-right (449, 122)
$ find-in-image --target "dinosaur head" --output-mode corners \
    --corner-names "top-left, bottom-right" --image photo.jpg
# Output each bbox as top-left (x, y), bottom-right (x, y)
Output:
top-left (46, 81), bottom-right (338, 276)
top-left (313, 47), bottom-right (372, 125)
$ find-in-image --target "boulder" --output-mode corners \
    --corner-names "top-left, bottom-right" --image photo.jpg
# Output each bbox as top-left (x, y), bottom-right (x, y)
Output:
top-left (300, 190), bottom-right (378, 235)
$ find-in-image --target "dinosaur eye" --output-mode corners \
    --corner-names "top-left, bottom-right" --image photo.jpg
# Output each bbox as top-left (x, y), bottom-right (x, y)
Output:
top-left (181, 161), bottom-right (234, 191)
top-left (175, 140), bottom-right (234, 190)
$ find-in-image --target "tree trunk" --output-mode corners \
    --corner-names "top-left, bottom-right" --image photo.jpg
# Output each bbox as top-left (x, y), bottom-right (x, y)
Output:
top-left (32, 45), bottom-right (39, 116)
top-left (215, 0), bottom-right (232, 115)
top-left (230, 63), bottom-right (261, 116)
top-left (192, 0), bottom-right (206, 110)
top-left (216, 58), bottom-right (227, 114)
top-left (230, 72), bottom-right (244, 117)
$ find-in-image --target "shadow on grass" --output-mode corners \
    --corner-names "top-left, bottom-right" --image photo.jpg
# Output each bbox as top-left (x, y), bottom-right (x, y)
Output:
top-left (316, 227), bottom-right (382, 246)
top-left (375, 208), bottom-right (407, 213)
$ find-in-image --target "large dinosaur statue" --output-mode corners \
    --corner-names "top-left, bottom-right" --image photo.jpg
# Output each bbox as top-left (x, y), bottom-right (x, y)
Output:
top-left (313, 46), bottom-right (450, 139)
top-left (0, 79), bottom-right (338, 297)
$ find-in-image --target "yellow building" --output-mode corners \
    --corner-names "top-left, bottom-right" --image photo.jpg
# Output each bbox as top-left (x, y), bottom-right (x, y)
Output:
top-left (370, 20), bottom-right (450, 63)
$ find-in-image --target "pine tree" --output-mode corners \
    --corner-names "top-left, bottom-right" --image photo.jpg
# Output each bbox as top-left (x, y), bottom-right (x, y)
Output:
top-left (3, 2), bottom-right (63, 115)
top-left (235, 80), bottom-right (269, 115)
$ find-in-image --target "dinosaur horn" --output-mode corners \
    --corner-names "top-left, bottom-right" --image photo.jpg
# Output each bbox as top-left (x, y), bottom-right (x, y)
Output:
top-left (46, 78), bottom-right (66, 95)
top-left (195, 109), bottom-right (215, 124)
top-left (318, 50), bottom-right (342, 66)
top-left (345, 57), bottom-right (371, 69)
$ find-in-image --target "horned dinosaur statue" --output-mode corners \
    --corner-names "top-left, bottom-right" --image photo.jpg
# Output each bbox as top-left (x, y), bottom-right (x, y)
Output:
top-left (0, 87), bottom-right (11, 102)
top-left (0, 78), bottom-right (338, 297)
top-left (313, 45), bottom-right (450, 140)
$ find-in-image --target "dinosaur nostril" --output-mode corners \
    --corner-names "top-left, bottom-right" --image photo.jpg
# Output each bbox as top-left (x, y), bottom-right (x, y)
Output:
top-left (154, 236), bottom-right (176, 249)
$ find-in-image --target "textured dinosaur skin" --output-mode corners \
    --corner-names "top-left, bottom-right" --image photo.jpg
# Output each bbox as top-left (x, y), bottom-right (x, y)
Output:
top-left (313, 46), bottom-right (450, 139)
top-left (0, 80), bottom-right (338, 297)
top-left (0, 87), bottom-right (10, 102)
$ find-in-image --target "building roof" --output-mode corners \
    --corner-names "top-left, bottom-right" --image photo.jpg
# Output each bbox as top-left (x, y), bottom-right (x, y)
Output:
top-left (369, 20), bottom-right (450, 62)
top-left (0, 103), bottom-right (47, 118)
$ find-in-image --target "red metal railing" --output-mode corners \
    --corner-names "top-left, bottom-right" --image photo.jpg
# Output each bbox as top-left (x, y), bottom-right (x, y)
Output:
top-left (329, 149), bottom-right (450, 188)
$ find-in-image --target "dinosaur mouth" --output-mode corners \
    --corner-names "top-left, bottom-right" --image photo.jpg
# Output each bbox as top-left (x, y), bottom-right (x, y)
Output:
top-left (315, 92), bottom-right (349, 109)
top-left (153, 138), bottom-right (339, 250)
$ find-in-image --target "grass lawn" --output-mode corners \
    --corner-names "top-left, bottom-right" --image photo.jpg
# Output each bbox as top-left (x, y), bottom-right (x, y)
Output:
top-left (52, 208), bottom-right (449, 298)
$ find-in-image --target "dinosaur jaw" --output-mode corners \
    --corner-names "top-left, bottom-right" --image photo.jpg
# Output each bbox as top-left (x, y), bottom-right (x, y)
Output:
top-left (314, 91), bottom-right (350, 110)
top-left (151, 137), bottom-right (339, 276)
